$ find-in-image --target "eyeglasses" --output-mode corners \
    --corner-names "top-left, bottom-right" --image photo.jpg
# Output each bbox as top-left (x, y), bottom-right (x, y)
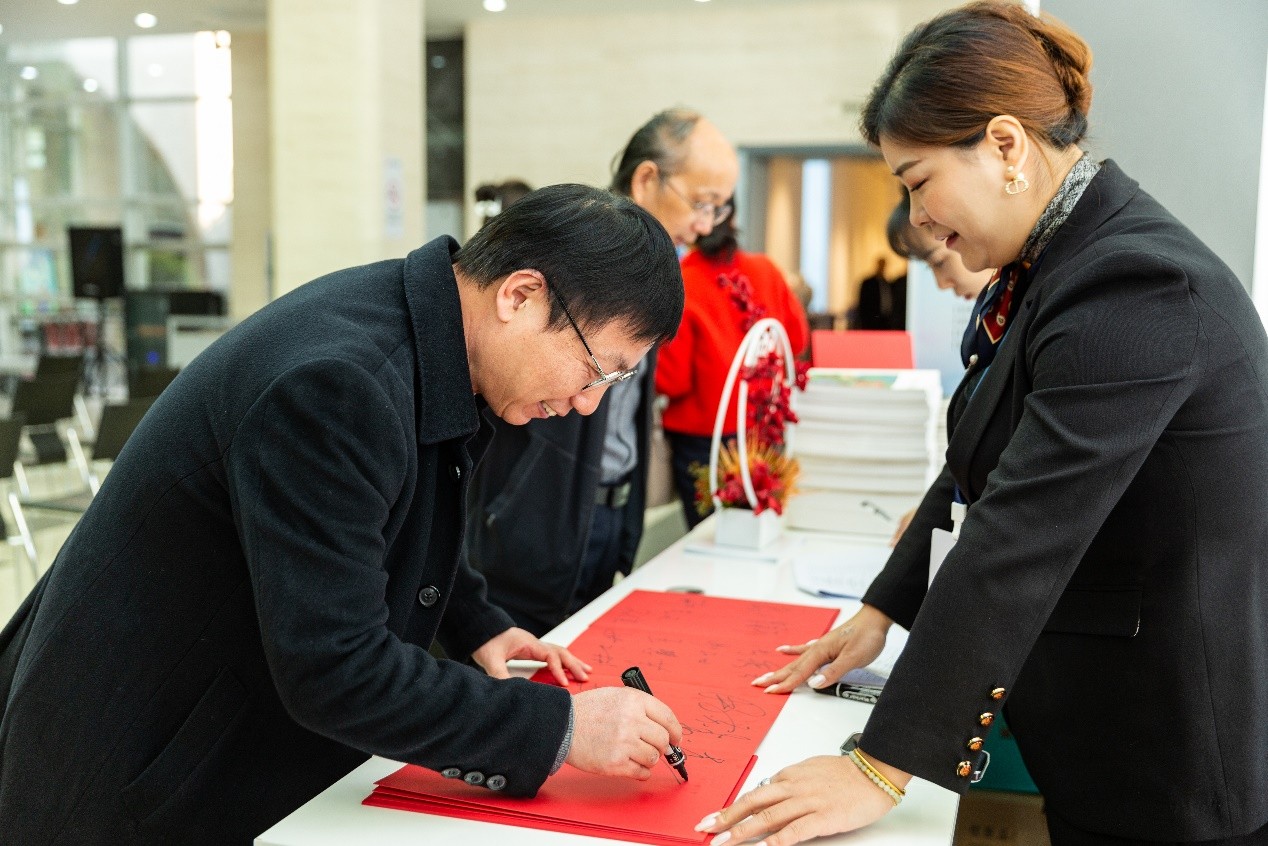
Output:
top-left (660, 177), bottom-right (733, 227)
top-left (547, 285), bottom-right (640, 392)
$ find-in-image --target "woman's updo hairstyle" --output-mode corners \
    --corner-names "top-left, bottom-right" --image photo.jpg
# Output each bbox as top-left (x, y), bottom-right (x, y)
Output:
top-left (861, 1), bottom-right (1092, 151)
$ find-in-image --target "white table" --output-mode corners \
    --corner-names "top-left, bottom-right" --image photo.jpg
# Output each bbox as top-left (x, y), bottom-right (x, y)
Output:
top-left (257, 522), bottom-right (959, 845)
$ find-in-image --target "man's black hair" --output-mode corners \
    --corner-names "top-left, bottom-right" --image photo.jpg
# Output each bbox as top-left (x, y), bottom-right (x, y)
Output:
top-left (453, 183), bottom-right (684, 344)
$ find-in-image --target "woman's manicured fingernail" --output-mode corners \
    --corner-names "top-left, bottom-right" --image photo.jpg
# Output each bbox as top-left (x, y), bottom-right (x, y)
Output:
top-left (807, 638), bottom-right (818, 645)
top-left (775, 644), bottom-right (792, 652)
top-left (764, 683), bottom-right (780, 693)
top-left (751, 672), bottom-right (774, 685)
top-left (711, 833), bottom-right (731, 846)
top-left (695, 813), bottom-right (719, 832)
top-left (808, 673), bottom-right (827, 688)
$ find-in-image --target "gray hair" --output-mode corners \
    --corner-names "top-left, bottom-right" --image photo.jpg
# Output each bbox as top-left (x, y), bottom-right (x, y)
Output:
top-left (609, 108), bottom-right (701, 195)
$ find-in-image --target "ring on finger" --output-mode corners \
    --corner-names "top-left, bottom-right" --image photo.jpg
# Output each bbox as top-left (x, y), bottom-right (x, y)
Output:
top-left (758, 777), bottom-right (771, 787)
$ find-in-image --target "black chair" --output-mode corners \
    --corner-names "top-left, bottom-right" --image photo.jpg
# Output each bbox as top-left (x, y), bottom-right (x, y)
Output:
top-left (10, 373), bottom-right (81, 465)
top-left (0, 415), bottom-right (39, 581)
top-left (11, 374), bottom-right (80, 428)
top-left (11, 397), bottom-right (155, 573)
top-left (34, 353), bottom-right (85, 382)
top-left (129, 365), bottom-right (180, 399)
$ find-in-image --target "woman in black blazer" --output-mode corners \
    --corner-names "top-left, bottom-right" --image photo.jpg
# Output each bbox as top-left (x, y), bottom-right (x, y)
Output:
top-left (697, 4), bottom-right (1268, 845)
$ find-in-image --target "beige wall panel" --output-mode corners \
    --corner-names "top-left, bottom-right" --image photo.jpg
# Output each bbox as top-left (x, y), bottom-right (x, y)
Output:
top-left (269, 0), bottom-right (424, 295)
top-left (464, 0), bottom-right (951, 238)
top-left (230, 30), bottom-right (271, 320)
top-left (765, 157), bottom-right (804, 277)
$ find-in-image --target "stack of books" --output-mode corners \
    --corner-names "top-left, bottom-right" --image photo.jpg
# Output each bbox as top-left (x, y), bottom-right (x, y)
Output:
top-left (786, 368), bottom-right (943, 537)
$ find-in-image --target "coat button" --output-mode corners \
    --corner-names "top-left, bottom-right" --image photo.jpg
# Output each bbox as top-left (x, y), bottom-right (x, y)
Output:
top-left (441, 767), bottom-right (461, 778)
top-left (978, 712), bottom-right (994, 727)
top-left (418, 586), bottom-right (440, 607)
top-left (967, 737), bottom-right (984, 752)
top-left (957, 760), bottom-right (973, 778)
top-left (450, 464), bottom-right (462, 481)
top-left (990, 687), bottom-right (1006, 700)
top-left (486, 774), bottom-right (507, 791)
top-left (464, 771), bottom-right (485, 786)
top-left (968, 354), bottom-right (979, 366)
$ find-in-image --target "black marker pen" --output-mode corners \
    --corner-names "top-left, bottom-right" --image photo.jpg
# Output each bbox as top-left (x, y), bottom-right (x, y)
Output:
top-left (620, 666), bottom-right (689, 783)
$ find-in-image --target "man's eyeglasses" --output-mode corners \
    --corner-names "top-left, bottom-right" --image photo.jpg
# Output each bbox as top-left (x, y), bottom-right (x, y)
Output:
top-left (548, 286), bottom-right (640, 392)
top-left (661, 178), bottom-right (733, 227)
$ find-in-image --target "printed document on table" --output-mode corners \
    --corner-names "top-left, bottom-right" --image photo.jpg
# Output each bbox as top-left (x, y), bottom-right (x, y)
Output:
top-left (792, 544), bottom-right (890, 600)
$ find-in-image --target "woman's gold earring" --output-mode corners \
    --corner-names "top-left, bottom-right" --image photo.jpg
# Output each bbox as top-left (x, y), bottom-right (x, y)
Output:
top-left (1005, 170), bottom-right (1030, 195)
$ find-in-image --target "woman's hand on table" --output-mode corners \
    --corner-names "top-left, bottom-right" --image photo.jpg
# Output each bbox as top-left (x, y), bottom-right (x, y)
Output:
top-left (750, 605), bottom-right (893, 694)
top-left (472, 626), bottom-right (592, 686)
top-left (695, 752), bottom-right (906, 845)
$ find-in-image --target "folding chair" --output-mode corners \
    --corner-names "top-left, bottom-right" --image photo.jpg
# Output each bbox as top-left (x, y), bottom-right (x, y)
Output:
top-left (31, 355), bottom-right (96, 436)
top-left (10, 397), bottom-right (155, 573)
top-left (10, 373), bottom-right (81, 470)
top-left (34, 353), bottom-right (85, 380)
top-left (0, 416), bottom-right (40, 582)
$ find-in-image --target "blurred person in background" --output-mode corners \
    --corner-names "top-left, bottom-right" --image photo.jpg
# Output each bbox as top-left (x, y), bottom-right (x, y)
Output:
top-left (468, 109), bottom-right (739, 635)
top-left (474, 179), bottom-right (533, 230)
top-left (885, 192), bottom-right (995, 548)
top-left (654, 210), bottom-right (809, 528)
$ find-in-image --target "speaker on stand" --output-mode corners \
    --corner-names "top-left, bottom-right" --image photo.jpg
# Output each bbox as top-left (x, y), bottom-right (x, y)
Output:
top-left (68, 226), bottom-right (125, 398)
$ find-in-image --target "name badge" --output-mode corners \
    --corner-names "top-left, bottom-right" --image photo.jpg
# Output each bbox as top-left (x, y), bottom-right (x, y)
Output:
top-left (929, 501), bottom-right (967, 587)
top-left (929, 528), bottom-right (956, 587)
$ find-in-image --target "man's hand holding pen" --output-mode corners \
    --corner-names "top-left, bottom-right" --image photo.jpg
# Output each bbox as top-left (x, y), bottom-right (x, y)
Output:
top-left (566, 687), bottom-right (684, 781)
top-left (621, 667), bottom-right (688, 782)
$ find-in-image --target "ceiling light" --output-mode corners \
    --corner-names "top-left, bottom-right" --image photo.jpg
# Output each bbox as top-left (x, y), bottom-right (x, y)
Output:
top-left (0, 24), bottom-right (5, 36)
top-left (134, 12), bottom-right (157, 29)
top-left (82, 78), bottom-right (98, 92)
top-left (20, 66), bottom-right (37, 80)
top-left (147, 63), bottom-right (163, 77)
top-left (58, 0), bottom-right (79, 5)
top-left (483, 0), bottom-right (507, 12)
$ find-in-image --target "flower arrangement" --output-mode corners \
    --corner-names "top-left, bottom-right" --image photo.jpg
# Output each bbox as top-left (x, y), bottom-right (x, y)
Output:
top-left (692, 320), bottom-right (809, 519)
top-left (694, 438), bottom-right (800, 516)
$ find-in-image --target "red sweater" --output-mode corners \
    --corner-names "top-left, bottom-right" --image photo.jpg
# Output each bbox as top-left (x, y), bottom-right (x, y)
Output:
top-left (655, 249), bottom-right (809, 436)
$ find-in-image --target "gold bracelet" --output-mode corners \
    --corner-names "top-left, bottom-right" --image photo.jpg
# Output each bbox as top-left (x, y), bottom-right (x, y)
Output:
top-left (847, 749), bottom-right (904, 806)
top-left (854, 749), bottom-right (906, 797)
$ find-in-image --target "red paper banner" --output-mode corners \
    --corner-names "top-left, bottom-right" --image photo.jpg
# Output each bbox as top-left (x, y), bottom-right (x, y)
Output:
top-left (364, 590), bottom-right (840, 844)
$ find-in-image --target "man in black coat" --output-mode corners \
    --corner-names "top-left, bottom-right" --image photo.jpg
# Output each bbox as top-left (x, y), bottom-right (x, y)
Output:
top-left (0, 185), bottom-right (686, 845)
top-left (467, 108), bottom-right (739, 635)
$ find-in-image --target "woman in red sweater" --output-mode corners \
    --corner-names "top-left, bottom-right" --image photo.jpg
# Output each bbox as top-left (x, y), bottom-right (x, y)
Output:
top-left (655, 213), bottom-right (809, 527)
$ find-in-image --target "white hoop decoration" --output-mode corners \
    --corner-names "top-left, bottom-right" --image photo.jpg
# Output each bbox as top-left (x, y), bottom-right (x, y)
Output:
top-left (708, 317), bottom-right (798, 512)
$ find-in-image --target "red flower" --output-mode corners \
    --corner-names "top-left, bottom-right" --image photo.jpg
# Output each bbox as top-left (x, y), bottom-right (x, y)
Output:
top-left (717, 271), bottom-right (768, 331)
top-left (690, 315), bottom-right (808, 515)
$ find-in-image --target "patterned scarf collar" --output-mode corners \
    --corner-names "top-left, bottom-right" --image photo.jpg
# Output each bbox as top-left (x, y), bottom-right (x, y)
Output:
top-left (1018, 153), bottom-right (1100, 267)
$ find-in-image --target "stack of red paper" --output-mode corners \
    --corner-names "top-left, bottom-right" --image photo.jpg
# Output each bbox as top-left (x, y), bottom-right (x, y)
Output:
top-left (364, 590), bottom-right (840, 845)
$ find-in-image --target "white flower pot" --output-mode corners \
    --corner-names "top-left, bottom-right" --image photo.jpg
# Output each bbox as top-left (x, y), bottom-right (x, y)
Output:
top-left (714, 507), bottom-right (783, 550)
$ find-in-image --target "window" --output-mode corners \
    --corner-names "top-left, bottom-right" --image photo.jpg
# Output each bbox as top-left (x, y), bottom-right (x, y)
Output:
top-left (0, 32), bottom-right (232, 356)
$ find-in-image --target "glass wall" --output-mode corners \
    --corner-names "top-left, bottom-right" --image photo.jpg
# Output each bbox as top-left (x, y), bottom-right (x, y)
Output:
top-left (0, 31), bottom-right (232, 357)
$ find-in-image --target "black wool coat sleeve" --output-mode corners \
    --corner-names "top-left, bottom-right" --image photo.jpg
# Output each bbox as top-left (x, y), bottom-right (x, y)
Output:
top-left (0, 237), bottom-right (571, 846)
